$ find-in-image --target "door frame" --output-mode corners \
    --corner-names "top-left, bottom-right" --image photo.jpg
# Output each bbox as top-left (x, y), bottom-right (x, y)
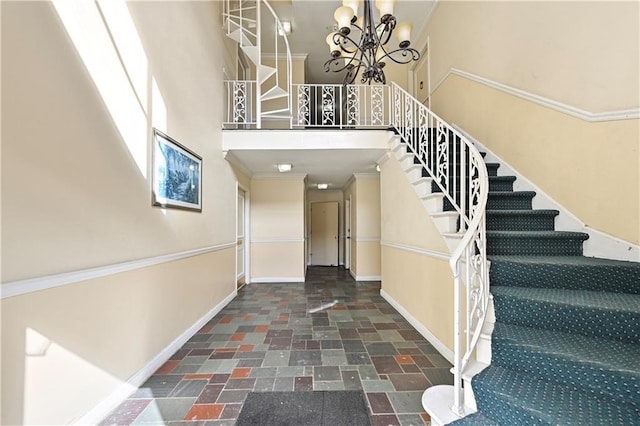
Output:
top-left (409, 37), bottom-right (431, 108)
top-left (345, 197), bottom-right (351, 270)
top-left (309, 201), bottom-right (339, 266)
top-left (236, 183), bottom-right (251, 287)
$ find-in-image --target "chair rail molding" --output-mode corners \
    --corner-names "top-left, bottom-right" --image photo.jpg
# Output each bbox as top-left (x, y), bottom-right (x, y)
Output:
top-left (1, 242), bottom-right (237, 299)
top-left (432, 68), bottom-right (640, 122)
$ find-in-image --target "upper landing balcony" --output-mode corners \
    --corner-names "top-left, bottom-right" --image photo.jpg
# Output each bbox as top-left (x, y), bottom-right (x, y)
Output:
top-left (222, 83), bottom-right (403, 180)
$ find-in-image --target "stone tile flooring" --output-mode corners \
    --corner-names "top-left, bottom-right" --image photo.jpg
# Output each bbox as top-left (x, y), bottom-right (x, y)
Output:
top-left (100, 267), bottom-right (452, 425)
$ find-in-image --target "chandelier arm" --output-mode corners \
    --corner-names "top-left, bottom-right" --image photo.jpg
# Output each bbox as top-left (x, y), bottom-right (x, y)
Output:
top-left (323, 53), bottom-right (367, 73)
top-left (374, 20), bottom-right (395, 47)
top-left (378, 47), bottom-right (420, 65)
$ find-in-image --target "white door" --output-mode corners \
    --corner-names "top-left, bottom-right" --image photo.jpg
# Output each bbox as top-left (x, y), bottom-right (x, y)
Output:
top-left (237, 189), bottom-right (245, 288)
top-left (413, 44), bottom-right (430, 106)
top-left (310, 202), bottom-right (339, 266)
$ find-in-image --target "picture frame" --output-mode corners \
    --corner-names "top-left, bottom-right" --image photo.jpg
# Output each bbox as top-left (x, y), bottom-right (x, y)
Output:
top-left (152, 128), bottom-right (202, 212)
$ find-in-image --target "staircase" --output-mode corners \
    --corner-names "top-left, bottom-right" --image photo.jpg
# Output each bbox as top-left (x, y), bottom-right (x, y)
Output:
top-left (413, 136), bottom-right (640, 423)
top-left (223, 0), bottom-right (292, 128)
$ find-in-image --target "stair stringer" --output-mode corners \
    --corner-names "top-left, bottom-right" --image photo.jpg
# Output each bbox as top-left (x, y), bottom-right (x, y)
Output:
top-left (390, 135), bottom-right (464, 252)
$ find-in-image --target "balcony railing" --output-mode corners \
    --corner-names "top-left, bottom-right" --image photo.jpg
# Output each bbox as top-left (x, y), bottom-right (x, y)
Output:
top-left (223, 83), bottom-right (392, 129)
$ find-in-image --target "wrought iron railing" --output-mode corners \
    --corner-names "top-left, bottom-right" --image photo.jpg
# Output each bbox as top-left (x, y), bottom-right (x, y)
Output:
top-left (390, 82), bottom-right (489, 417)
top-left (223, 83), bottom-right (391, 129)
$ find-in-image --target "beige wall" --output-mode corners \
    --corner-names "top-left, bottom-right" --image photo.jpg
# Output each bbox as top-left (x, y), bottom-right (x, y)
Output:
top-left (417, 1), bottom-right (640, 245)
top-left (1, 1), bottom-right (238, 423)
top-left (380, 153), bottom-right (454, 354)
top-left (344, 175), bottom-right (381, 279)
top-left (250, 177), bottom-right (306, 280)
top-left (2, 250), bottom-right (235, 425)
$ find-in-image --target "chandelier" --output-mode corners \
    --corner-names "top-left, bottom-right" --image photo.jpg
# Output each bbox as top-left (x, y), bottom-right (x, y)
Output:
top-left (324, 0), bottom-right (419, 85)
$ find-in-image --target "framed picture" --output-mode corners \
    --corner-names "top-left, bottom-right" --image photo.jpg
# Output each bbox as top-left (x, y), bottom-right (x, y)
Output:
top-left (152, 128), bottom-right (202, 212)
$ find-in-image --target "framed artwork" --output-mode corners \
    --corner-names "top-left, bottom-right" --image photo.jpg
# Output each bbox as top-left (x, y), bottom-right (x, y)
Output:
top-left (152, 128), bottom-right (202, 212)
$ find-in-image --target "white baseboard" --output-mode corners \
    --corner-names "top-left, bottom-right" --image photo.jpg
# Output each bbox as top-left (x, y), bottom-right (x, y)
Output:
top-left (454, 124), bottom-right (640, 262)
top-left (380, 289), bottom-right (454, 364)
top-left (348, 269), bottom-right (381, 281)
top-left (74, 289), bottom-right (237, 425)
top-left (250, 277), bottom-right (305, 283)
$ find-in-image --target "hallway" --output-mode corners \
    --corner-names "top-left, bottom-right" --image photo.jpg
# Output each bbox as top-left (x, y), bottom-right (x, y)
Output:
top-left (100, 267), bottom-right (451, 425)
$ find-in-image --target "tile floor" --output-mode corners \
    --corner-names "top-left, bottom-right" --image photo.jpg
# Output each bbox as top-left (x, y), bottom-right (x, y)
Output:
top-left (99, 267), bottom-right (453, 425)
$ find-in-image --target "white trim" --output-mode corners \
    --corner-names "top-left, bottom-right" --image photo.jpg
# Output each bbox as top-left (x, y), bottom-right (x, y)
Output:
top-left (376, 152), bottom-right (391, 166)
top-left (250, 239), bottom-right (305, 243)
top-left (380, 289), bottom-right (454, 364)
top-left (455, 125), bottom-right (640, 262)
top-left (74, 289), bottom-right (237, 425)
top-left (1, 243), bottom-right (237, 299)
top-left (353, 173), bottom-right (380, 180)
top-left (354, 275), bottom-right (382, 281)
top-left (355, 237), bottom-right (381, 243)
top-left (432, 68), bottom-right (640, 122)
top-left (262, 53), bottom-right (308, 61)
top-left (348, 269), bottom-right (381, 281)
top-left (381, 241), bottom-right (450, 261)
top-left (250, 276), bottom-right (305, 283)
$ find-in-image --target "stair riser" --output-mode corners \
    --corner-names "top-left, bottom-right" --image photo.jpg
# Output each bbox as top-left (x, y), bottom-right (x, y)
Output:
top-left (488, 261), bottom-right (640, 294)
top-left (491, 343), bottom-right (640, 408)
top-left (487, 237), bottom-right (584, 256)
top-left (486, 214), bottom-right (556, 231)
top-left (431, 179), bottom-right (514, 193)
top-left (493, 295), bottom-right (640, 343)
top-left (486, 164), bottom-right (499, 177)
top-left (444, 195), bottom-right (535, 212)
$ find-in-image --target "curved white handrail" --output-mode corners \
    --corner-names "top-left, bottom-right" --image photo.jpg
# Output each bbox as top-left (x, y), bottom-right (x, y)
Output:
top-left (390, 82), bottom-right (489, 417)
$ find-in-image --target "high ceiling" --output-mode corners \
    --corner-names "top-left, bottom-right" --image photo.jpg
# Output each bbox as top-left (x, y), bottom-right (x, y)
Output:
top-left (227, 1), bottom-right (437, 189)
top-left (268, 0), bottom-right (436, 84)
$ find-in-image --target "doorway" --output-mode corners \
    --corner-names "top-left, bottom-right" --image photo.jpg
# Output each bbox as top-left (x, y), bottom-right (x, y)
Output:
top-left (310, 201), bottom-right (339, 266)
top-left (412, 41), bottom-right (430, 107)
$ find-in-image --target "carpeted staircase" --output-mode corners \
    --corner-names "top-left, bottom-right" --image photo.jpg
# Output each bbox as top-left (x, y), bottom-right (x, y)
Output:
top-left (440, 143), bottom-right (640, 425)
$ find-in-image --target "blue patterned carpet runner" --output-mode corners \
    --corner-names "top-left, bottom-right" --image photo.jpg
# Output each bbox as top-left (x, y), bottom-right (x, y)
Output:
top-left (411, 133), bottom-right (640, 425)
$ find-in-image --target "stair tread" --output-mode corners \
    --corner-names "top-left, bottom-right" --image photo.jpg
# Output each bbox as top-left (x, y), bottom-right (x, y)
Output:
top-left (489, 254), bottom-right (640, 268)
top-left (488, 255), bottom-right (640, 294)
top-left (491, 322), bottom-right (640, 407)
top-left (493, 322), bottom-right (640, 369)
top-left (491, 286), bottom-right (640, 342)
top-left (471, 366), bottom-right (640, 426)
top-left (491, 286), bottom-right (640, 313)
top-left (486, 209), bottom-right (558, 215)
top-left (487, 230), bottom-right (589, 239)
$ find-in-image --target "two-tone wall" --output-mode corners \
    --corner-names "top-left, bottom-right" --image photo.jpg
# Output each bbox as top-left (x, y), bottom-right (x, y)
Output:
top-left (379, 154), bottom-right (454, 360)
top-left (250, 176), bottom-right (306, 282)
top-left (418, 1), bottom-right (640, 245)
top-left (1, 1), bottom-right (238, 424)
